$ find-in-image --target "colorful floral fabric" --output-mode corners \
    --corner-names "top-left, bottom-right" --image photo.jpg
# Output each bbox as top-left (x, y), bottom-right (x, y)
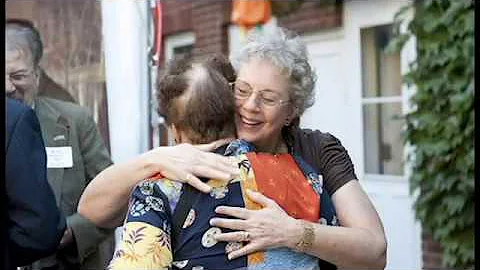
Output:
top-left (107, 222), bottom-right (172, 270)
top-left (108, 140), bottom-right (337, 270)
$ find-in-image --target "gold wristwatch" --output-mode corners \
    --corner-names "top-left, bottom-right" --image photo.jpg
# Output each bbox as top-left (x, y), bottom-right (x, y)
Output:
top-left (295, 220), bottom-right (315, 252)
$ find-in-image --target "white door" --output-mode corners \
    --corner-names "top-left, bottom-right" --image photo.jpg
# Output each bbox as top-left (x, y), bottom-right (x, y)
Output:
top-left (301, 1), bottom-right (421, 269)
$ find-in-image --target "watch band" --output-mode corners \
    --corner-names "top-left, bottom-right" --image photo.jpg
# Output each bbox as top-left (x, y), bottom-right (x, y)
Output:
top-left (295, 220), bottom-right (315, 252)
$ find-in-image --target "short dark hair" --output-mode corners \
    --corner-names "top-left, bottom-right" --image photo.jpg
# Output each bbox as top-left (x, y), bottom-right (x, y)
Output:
top-left (156, 54), bottom-right (237, 144)
top-left (6, 18), bottom-right (44, 65)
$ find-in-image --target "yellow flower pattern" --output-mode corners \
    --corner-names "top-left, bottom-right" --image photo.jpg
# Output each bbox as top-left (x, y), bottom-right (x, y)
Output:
top-left (108, 222), bottom-right (172, 270)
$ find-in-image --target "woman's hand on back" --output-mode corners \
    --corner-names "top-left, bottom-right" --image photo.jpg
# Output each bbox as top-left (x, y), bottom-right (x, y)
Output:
top-left (210, 189), bottom-right (300, 259)
top-left (78, 138), bottom-right (239, 228)
top-left (146, 138), bottom-right (240, 193)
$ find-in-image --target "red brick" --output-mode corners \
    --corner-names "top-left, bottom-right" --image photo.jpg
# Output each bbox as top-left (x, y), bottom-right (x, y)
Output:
top-left (277, 1), bottom-right (342, 34)
top-left (422, 232), bottom-right (445, 269)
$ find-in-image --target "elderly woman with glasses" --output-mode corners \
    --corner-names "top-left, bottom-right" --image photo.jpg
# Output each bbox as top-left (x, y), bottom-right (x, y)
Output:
top-left (79, 27), bottom-right (387, 269)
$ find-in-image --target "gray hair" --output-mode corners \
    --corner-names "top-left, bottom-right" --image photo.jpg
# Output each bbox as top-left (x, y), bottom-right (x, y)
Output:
top-left (231, 27), bottom-right (317, 117)
top-left (6, 19), bottom-right (43, 65)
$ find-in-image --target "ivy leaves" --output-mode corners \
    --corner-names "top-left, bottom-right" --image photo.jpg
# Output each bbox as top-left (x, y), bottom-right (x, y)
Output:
top-left (389, 0), bottom-right (474, 268)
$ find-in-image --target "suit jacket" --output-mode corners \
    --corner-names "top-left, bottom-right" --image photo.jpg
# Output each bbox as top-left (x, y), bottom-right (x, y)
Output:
top-left (37, 69), bottom-right (77, 103)
top-left (4, 98), bottom-right (66, 270)
top-left (31, 97), bottom-right (114, 269)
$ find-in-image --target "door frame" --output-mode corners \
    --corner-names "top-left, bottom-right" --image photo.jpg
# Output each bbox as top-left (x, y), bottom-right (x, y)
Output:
top-left (343, 1), bottom-right (421, 269)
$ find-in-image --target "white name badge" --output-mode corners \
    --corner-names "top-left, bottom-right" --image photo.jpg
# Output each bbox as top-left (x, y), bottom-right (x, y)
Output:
top-left (46, 147), bottom-right (73, 168)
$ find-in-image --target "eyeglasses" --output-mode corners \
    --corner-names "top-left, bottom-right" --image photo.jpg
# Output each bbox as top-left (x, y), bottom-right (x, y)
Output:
top-left (6, 70), bottom-right (35, 85)
top-left (229, 80), bottom-right (290, 108)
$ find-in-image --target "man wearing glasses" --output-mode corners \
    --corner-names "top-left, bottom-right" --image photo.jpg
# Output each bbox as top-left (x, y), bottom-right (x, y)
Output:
top-left (6, 20), bottom-right (114, 270)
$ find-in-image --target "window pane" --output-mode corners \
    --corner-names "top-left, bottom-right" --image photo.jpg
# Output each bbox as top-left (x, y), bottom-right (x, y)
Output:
top-left (363, 102), bottom-right (404, 175)
top-left (361, 24), bottom-right (402, 98)
top-left (173, 44), bottom-right (193, 59)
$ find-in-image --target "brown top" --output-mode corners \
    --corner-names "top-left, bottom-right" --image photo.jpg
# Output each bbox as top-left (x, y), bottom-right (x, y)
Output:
top-left (292, 128), bottom-right (358, 195)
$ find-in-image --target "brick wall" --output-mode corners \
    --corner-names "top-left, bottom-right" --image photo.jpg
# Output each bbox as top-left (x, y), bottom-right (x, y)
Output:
top-left (422, 232), bottom-right (448, 269)
top-left (191, 1), bottom-right (232, 58)
top-left (277, 1), bottom-right (342, 34)
top-left (161, 0), bottom-right (341, 62)
top-left (163, 0), bottom-right (193, 35)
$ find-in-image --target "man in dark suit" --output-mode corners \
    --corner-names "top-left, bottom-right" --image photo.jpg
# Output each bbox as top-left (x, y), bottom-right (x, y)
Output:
top-left (6, 19), bottom-right (114, 270)
top-left (4, 98), bottom-right (66, 270)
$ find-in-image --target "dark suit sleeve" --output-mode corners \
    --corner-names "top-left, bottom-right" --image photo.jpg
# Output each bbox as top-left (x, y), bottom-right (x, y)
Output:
top-left (5, 104), bottom-right (66, 266)
top-left (68, 109), bottom-right (113, 262)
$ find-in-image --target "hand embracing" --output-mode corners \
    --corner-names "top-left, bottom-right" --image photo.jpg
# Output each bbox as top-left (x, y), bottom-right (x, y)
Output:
top-left (147, 139), bottom-right (240, 193)
top-left (210, 189), bottom-right (301, 260)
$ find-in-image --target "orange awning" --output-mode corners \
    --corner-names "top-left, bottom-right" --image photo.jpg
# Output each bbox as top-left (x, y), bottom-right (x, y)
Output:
top-left (231, 0), bottom-right (271, 29)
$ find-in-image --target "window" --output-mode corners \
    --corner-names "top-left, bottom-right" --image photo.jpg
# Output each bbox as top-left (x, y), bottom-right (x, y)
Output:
top-left (165, 32), bottom-right (195, 62)
top-left (172, 44), bottom-right (193, 59)
top-left (361, 24), bottom-right (404, 176)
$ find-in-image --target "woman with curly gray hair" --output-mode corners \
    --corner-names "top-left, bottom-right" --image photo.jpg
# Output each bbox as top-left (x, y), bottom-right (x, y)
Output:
top-left (207, 27), bottom-right (387, 270)
top-left (79, 27), bottom-right (387, 269)
top-left (229, 27), bottom-right (317, 153)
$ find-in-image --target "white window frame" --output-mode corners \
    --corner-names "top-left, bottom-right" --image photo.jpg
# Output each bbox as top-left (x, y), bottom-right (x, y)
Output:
top-left (165, 31), bottom-right (195, 61)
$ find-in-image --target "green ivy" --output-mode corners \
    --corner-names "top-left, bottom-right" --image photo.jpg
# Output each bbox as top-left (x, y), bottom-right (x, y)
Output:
top-left (387, 0), bottom-right (474, 268)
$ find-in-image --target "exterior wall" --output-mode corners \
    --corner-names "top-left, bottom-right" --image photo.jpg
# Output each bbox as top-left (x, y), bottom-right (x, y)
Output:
top-left (163, 1), bottom-right (193, 35)
top-left (6, 0), bottom-right (110, 152)
top-left (422, 232), bottom-right (446, 269)
top-left (191, 1), bottom-right (232, 58)
top-left (161, 0), bottom-right (342, 63)
top-left (162, 0), bottom-right (232, 60)
top-left (277, 1), bottom-right (342, 33)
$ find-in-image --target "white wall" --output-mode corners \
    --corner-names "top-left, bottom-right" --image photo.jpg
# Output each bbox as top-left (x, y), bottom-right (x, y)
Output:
top-left (101, 0), bottom-right (150, 163)
top-left (300, 1), bottom-right (421, 269)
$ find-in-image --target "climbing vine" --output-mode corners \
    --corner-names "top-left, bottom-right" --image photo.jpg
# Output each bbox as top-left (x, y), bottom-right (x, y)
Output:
top-left (388, 0), bottom-right (474, 268)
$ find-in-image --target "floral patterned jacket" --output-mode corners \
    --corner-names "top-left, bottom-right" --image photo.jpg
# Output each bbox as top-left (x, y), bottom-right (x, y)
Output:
top-left (108, 139), bottom-right (338, 270)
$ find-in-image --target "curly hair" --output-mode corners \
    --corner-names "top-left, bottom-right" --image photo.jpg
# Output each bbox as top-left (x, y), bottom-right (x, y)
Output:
top-left (156, 54), bottom-right (236, 144)
top-left (231, 27), bottom-right (317, 118)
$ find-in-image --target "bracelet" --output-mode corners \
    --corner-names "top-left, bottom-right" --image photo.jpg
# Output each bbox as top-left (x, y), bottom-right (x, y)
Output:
top-left (295, 220), bottom-right (315, 252)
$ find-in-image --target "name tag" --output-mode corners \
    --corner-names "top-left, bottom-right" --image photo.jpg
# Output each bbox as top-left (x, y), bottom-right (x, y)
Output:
top-left (46, 147), bottom-right (73, 168)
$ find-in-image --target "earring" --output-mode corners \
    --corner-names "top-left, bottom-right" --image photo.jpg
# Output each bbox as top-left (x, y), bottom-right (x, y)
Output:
top-left (284, 118), bottom-right (291, 126)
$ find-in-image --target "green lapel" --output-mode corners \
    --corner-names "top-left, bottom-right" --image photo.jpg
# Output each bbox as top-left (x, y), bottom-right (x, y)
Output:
top-left (34, 97), bottom-right (71, 206)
